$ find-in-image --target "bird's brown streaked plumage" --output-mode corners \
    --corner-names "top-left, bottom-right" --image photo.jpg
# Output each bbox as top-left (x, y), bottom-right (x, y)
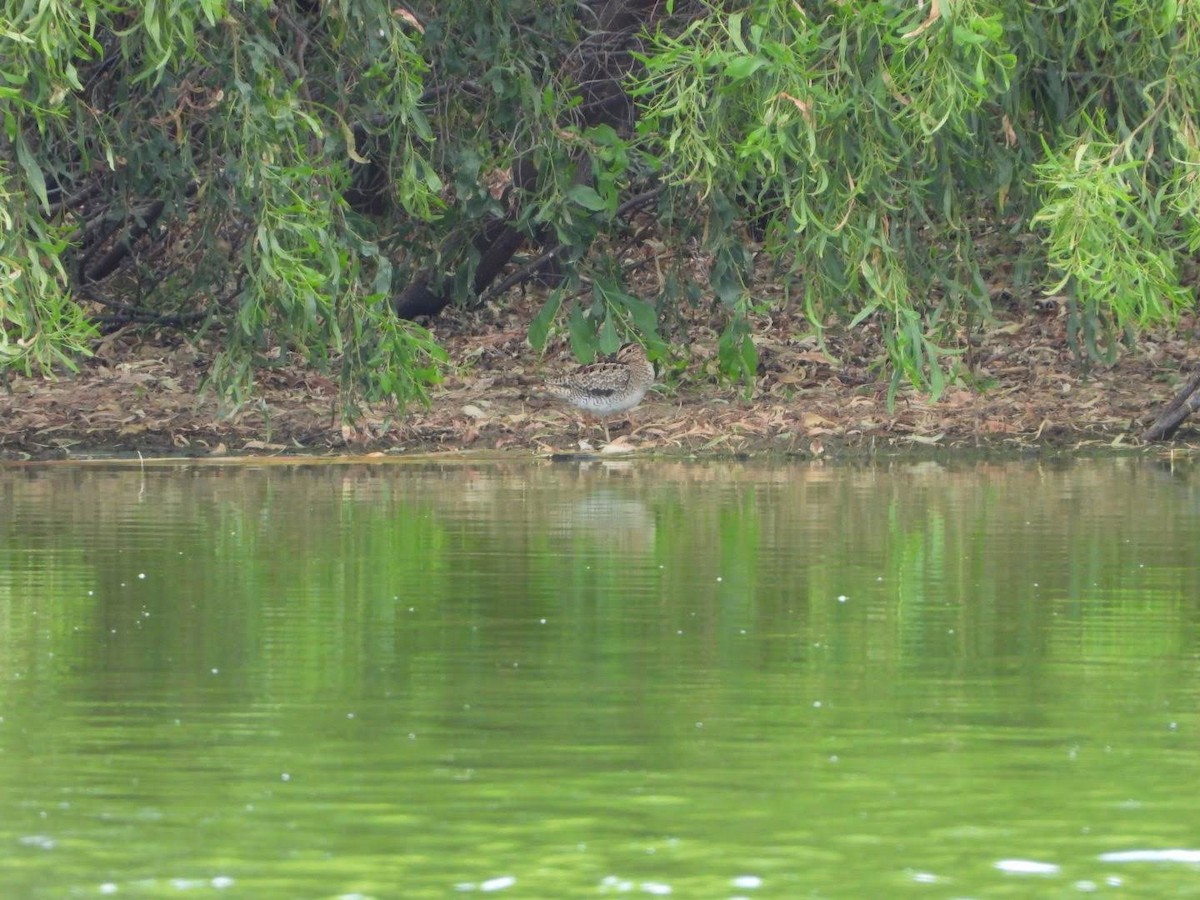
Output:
top-left (545, 343), bottom-right (655, 442)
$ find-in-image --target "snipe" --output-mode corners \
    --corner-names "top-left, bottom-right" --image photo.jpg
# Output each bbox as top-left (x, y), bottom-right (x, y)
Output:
top-left (545, 342), bottom-right (655, 442)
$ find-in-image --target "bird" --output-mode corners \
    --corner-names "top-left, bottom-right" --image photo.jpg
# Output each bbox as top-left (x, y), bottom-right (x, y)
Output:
top-left (545, 342), bottom-right (655, 442)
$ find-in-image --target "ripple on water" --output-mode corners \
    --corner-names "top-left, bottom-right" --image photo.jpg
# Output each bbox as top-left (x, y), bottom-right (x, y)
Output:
top-left (907, 871), bottom-right (939, 884)
top-left (455, 875), bottom-right (517, 892)
top-left (994, 859), bottom-right (1061, 875)
top-left (598, 876), bottom-right (674, 895)
top-left (1098, 849), bottom-right (1200, 864)
top-left (162, 877), bottom-right (235, 890)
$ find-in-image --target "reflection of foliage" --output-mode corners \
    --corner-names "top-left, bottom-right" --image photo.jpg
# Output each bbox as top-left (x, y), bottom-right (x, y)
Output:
top-left (1, 459), bottom-right (1198, 708)
top-left (2, 460), bottom-right (1200, 897)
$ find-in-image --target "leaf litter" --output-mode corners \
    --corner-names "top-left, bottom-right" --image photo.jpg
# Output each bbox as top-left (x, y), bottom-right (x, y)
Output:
top-left (1, 293), bottom-right (1197, 460)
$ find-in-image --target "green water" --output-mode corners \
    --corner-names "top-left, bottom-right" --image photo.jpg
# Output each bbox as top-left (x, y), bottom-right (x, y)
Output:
top-left (1, 457), bottom-right (1199, 898)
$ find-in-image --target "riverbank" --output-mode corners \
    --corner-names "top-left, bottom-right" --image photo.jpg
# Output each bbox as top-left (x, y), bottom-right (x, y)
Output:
top-left (2, 301), bottom-right (1196, 461)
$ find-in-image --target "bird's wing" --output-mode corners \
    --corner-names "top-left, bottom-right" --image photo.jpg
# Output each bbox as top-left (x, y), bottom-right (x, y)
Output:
top-left (581, 363), bottom-right (632, 397)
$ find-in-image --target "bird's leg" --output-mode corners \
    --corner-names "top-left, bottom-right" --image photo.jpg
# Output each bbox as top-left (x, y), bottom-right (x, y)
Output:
top-left (576, 412), bottom-right (604, 444)
top-left (587, 413), bottom-right (606, 444)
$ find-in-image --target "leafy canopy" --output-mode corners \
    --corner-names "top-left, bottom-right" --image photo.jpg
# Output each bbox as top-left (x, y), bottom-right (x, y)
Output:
top-left (1, 0), bottom-right (1197, 408)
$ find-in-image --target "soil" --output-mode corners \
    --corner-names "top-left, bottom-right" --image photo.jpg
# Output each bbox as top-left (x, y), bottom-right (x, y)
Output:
top-left (2, 294), bottom-right (1198, 462)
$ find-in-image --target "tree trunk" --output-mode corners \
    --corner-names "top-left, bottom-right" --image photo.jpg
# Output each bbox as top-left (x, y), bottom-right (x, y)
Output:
top-left (1141, 368), bottom-right (1200, 441)
top-left (393, 0), bottom-right (668, 320)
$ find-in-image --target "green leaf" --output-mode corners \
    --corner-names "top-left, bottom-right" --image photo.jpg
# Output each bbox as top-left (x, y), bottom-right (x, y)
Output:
top-left (529, 293), bottom-right (563, 350)
top-left (566, 184), bottom-right (611, 212)
top-left (739, 333), bottom-right (758, 379)
top-left (725, 55), bottom-right (766, 81)
top-left (624, 296), bottom-right (660, 338)
top-left (727, 13), bottom-right (747, 53)
top-left (598, 313), bottom-right (620, 354)
top-left (14, 135), bottom-right (49, 212)
top-left (568, 303), bottom-right (595, 361)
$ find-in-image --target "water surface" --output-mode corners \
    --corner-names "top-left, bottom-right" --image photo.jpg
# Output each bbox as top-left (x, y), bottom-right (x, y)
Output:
top-left (1, 457), bottom-right (1199, 897)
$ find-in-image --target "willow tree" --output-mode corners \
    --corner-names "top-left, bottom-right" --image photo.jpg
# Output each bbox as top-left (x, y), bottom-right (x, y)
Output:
top-left (2, 0), bottom-right (1197, 410)
top-left (2, 0), bottom-right (443, 409)
top-left (633, 0), bottom-right (1199, 398)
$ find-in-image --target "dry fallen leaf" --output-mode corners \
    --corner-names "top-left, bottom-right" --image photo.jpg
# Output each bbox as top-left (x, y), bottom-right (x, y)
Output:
top-left (600, 435), bottom-right (636, 454)
top-left (394, 7), bottom-right (424, 32)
